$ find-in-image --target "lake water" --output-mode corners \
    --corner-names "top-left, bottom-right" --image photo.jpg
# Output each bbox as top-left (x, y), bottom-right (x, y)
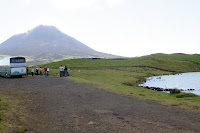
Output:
top-left (139, 72), bottom-right (200, 95)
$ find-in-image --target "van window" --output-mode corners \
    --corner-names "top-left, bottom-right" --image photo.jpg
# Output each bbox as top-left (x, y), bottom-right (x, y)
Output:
top-left (10, 58), bottom-right (25, 63)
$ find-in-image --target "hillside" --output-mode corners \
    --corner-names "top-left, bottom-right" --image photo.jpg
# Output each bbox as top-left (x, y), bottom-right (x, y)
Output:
top-left (0, 25), bottom-right (119, 64)
top-left (35, 53), bottom-right (200, 112)
top-left (40, 53), bottom-right (200, 73)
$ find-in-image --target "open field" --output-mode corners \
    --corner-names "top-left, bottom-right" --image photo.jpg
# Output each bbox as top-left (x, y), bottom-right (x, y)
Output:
top-left (37, 53), bottom-right (200, 112)
top-left (1, 77), bottom-right (200, 133)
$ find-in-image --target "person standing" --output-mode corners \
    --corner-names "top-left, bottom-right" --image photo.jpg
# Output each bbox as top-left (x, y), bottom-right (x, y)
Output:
top-left (64, 66), bottom-right (69, 77)
top-left (39, 67), bottom-right (43, 76)
top-left (59, 65), bottom-right (64, 77)
top-left (31, 67), bottom-right (34, 76)
top-left (26, 67), bottom-right (29, 76)
top-left (44, 66), bottom-right (47, 77)
top-left (36, 67), bottom-right (39, 76)
top-left (47, 67), bottom-right (49, 76)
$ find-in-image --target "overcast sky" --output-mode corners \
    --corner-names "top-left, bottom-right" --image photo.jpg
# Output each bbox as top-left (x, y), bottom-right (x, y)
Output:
top-left (0, 0), bottom-right (200, 57)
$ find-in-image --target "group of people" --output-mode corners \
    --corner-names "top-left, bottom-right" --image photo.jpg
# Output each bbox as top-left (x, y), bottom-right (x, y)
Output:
top-left (27, 65), bottom-right (69, 77)
top-left (27, 66), bottom-right (49, 77)
top-left (59, 65), bottom-right (69, 77)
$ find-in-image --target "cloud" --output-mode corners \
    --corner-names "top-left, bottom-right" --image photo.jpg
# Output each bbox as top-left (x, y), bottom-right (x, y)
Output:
top-left (12, 18), bottom-right (67, 35)
top-left (106, 0), bottom-right (123, 8)
top-left (51, 0), bottom-right (123, 10)
top-left (25, 0), bottom-right (31, 5)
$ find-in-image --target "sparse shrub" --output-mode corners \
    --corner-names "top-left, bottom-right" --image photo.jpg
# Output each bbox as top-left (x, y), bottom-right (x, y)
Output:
top-left (176, 93), bottom-right (198, 98)
top-left (122, 82), bottom-right (134, 86)
top-left (137, 77), bottom-right (146, 84)
top-left (170, 89), bottom-right (181, 94)
top-left (139, 94), bottom-right (145, 96)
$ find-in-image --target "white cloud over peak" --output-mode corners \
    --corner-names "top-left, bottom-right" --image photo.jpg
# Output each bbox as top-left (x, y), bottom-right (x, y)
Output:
top-left (51, 0), bottom-right (123, 10)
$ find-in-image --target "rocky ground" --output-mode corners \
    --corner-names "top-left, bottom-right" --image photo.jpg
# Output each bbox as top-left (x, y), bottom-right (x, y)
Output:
top-left (0, 76), bottom-right (200, 133)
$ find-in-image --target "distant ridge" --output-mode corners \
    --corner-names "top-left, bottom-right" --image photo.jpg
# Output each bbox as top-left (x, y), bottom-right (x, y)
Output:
top-left (0, 25), bottom-right (119, 64)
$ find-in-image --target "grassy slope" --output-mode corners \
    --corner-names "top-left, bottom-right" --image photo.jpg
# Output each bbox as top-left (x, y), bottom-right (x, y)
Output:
top-left (150, 53), bottom-right (200, 63)
top-left (37, 53), bottom-right (200, 112)
top-left (35, 53), bottom-right (200, 112)
top-left (38, 53), bottom-right (200, 75)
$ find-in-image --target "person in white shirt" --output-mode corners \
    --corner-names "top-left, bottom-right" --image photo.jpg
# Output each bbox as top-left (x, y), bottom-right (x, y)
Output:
top-left (31, 67), bottom-right (34, 76)
top-left (47, 67), bottom-right (49, 76)
top-left (59, 65), bottom-right (64, 77)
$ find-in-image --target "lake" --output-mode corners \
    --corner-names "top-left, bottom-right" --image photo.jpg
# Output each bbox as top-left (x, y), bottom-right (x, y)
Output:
top-left (139, 72), bottom-right (200, 95)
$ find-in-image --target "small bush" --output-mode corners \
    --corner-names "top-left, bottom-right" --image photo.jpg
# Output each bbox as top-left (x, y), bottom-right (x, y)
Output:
top-left (176, 93), bottom-right (198, 98)
top-left (137, 77), bottom-right (146, 84)
top-left (15, 127), bottom-right (28, 133)
top-left (122, 82), bottom-right (134, 86)
top-left (170, 89), bottom-right (181, 94)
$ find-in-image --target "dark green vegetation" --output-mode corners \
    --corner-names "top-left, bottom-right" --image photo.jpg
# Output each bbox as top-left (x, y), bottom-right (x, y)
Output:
top-left (175, 93), bottom-right (198, 98)
top-left (0, 91), bottom-right (28, 133)
top-left (170, 89), bottom-right (181, 94)
top-left (37, 53), bottom-right (200, 112)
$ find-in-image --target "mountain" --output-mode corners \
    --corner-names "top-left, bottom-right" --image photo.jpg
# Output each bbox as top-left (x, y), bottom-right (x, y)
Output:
top-left (0, 25), bottom-right (118, 64)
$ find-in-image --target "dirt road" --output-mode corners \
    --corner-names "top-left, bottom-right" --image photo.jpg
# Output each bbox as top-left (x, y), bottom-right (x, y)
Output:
top-left (0, 77), bottom-right (200, 133)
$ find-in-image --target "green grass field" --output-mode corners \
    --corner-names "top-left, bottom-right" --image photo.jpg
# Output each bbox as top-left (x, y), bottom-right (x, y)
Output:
top-left (0, 91), bottom-right (28, 133)
top-left (36, 53), bottom-right (200, 112)
top-left (0, 95), bottom-right (9, 132)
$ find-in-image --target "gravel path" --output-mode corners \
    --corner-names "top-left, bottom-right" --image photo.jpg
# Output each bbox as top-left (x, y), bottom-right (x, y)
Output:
top-left (0, 76), bottom-right (200, 133)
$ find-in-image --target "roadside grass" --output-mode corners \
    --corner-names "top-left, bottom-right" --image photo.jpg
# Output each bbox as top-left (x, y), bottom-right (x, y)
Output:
top-left (0, 90), bottom-right (28, 133)
top-left (35, 54), bottom-right (200, 112)
top-left (47, 67), bottom-right (200, 112)
top-left (0, 95), bottom-right (9, 132)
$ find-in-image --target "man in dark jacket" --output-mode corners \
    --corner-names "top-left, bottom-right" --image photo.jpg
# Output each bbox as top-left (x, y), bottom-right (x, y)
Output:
top-left (64, 66), bottom-right (69, 77)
